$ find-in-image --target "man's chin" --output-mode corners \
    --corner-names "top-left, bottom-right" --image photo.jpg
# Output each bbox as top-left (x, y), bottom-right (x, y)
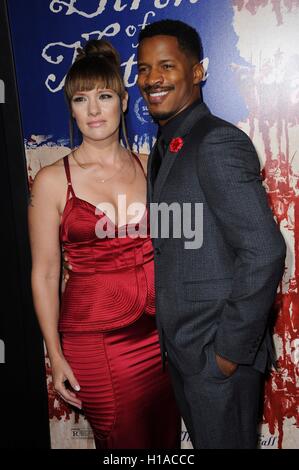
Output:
top-left (148, 109), bottom-right (175, 123)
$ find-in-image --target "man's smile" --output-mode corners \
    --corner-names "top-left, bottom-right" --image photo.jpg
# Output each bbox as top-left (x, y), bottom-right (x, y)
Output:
top-left (144, 87), bottom-right (174, 104)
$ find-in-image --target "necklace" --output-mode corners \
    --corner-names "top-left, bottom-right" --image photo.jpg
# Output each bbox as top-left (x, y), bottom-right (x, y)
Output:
top-left (72, 148), bottom-right (132, 183)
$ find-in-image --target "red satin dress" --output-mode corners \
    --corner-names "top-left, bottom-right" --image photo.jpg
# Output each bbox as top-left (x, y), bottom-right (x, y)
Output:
top-left (59, 155), bottom-right (180, 449)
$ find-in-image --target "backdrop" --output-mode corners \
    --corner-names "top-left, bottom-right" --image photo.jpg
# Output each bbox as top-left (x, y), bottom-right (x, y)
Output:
top-left (7, 0), bottom-right (299, 449)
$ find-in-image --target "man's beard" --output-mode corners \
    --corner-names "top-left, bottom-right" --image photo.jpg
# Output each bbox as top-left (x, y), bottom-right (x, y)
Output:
top-left (142, 86), bottom-right (175, 123)
top-left (149, 110), bottom-right (176, 122)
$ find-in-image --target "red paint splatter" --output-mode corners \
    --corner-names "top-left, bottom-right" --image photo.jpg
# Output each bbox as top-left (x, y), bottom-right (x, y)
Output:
top-left (262, 239), bottom-right (299, 447)
top-left (232, 0), bottom-right (299, 25)
top-left (45, 356), bottom-right (81, 424)
top-left (232, 4), bottom-right (299, 447)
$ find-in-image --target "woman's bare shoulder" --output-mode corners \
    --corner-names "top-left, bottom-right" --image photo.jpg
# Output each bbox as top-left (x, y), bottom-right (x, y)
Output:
top-left (31, 155), bottom-right (68, 191)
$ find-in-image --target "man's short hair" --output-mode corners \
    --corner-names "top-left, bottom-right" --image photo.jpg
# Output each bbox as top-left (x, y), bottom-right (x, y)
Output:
top-left (138, 19), bottom-right (203, 62)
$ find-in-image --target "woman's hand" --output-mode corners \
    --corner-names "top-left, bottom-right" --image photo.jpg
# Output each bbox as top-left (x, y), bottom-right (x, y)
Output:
top-left (51, 355), bottom-right (82, 409)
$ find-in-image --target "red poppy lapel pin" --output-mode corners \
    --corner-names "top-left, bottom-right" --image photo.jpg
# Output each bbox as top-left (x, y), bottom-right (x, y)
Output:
top-left (169, 137), bottom-right (184, 153)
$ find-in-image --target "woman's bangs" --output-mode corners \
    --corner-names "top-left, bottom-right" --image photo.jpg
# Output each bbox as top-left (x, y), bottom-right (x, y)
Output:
top-left (67, 70), bottom-right (122, 99)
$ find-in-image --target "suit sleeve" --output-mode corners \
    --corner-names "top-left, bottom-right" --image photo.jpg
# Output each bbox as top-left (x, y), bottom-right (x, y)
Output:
top-left (195, 125), bottom-right (286, 365)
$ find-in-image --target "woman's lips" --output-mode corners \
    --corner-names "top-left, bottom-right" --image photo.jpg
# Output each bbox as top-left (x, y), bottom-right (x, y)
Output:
top-left (87, 120), bottom-right (106, 128)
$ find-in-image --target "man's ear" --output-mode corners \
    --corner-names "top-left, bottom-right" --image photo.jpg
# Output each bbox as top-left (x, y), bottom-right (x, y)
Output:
top-left (122, 91), bottom-right (128, 113)
top-left (193, 62), bottom-right (204, 85)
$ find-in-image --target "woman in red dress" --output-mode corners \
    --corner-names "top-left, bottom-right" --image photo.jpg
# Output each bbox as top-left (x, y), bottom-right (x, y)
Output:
top-left (28, 39), bottom-right (180, 449)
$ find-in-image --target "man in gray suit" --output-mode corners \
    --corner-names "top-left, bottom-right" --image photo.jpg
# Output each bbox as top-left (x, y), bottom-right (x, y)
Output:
top-left (137, 20), bottom-right (286, 449)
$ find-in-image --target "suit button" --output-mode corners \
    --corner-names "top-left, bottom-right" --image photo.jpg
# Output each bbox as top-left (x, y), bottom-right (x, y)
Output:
top-left (155, 248), bottom-right (161, 255)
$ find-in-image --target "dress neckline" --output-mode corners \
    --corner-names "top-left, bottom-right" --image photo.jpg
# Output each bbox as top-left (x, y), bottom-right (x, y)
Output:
top-left (61, 195), bottom-right (147, 234)
top-left (61, 153), bottom-right (148, 231)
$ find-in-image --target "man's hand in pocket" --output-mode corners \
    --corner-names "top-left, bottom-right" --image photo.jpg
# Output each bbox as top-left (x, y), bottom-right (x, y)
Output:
top-left (215, 353), bottom-right (238, 377)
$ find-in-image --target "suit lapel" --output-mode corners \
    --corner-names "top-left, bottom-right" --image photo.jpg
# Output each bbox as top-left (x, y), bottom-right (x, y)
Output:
top-left (147, 141), bottom-right (158, 204)
top-left (153, 102), bottom-right (210, 202)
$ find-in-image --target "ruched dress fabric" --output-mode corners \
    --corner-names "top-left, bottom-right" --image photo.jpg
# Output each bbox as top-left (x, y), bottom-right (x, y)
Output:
top-left (59, 155), bottom-right (180, 449)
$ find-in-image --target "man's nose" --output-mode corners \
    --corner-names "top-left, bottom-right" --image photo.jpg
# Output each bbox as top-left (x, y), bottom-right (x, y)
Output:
top-left (145, 68), bottom-right (163, 87)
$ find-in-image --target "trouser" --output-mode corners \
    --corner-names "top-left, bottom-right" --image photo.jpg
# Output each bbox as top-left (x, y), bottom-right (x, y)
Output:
top-left (168, 342), bottom-right (263, 449)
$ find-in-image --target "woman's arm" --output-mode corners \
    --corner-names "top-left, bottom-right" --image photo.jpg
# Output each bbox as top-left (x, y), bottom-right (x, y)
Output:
top-left (28, 166), bottom-right (81, 408)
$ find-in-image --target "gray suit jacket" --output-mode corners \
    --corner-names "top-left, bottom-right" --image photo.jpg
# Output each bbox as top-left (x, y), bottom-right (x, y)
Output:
top-left (147, 102), bottom-right (286, 376)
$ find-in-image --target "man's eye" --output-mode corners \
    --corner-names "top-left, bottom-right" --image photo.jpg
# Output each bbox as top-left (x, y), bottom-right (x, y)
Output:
top-left (163, 64), bottom-right (173, 70)
top-left (138, 67), bottom-right (147, 73)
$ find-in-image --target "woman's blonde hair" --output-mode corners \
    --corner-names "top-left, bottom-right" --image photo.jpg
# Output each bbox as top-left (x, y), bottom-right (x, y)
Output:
top-left (65, 39), bottom-right (129, 149)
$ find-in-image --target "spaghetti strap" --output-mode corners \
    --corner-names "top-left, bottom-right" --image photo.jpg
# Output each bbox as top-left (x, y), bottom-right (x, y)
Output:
top-left (132, 152), bottom-right (147, 179)
top-left (63, 154), bottom-right (76, 200)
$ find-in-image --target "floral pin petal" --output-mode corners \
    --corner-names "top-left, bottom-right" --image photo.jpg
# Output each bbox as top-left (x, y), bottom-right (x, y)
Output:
top-left (169, 137), bottom-right (184, 153)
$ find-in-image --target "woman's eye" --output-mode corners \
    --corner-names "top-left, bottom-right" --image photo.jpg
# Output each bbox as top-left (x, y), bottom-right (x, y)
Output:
top-left (99, 94), bottom-right (113, 100)
top-left (72, 96), bottom-right (85, 103)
